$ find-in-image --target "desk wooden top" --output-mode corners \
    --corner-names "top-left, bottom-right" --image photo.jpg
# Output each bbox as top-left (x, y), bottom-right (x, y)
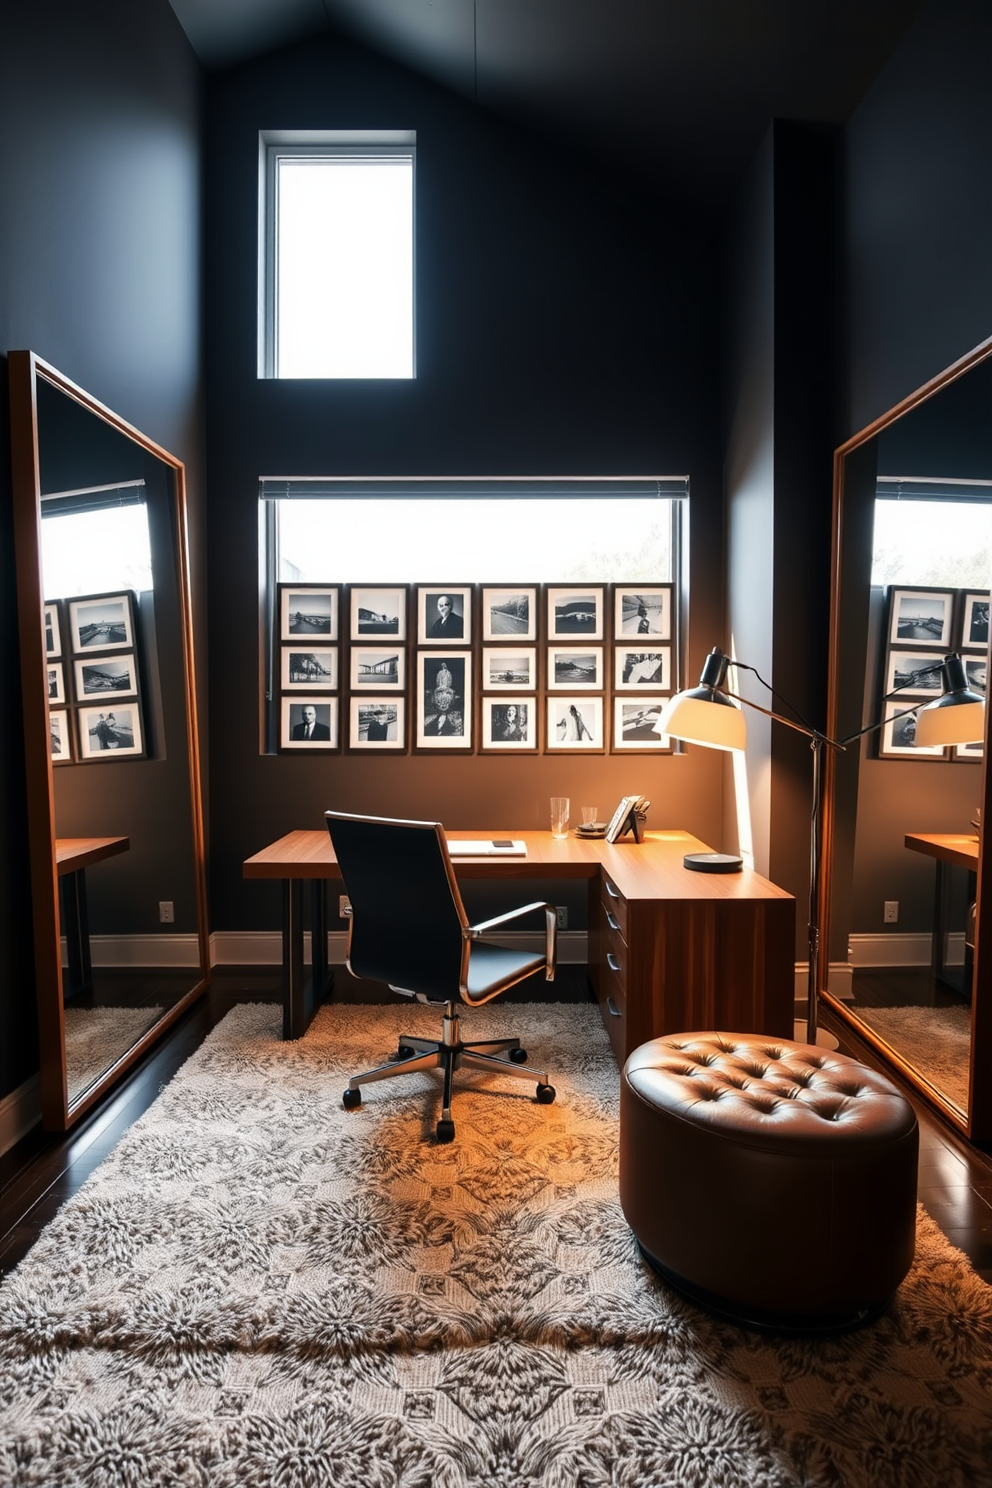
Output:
top-left (56, 835), bottom-right (130, 875)
top-left (905, 832), bottom-right (980, 871)
top-left (244, 828), bottom-right (793, 903)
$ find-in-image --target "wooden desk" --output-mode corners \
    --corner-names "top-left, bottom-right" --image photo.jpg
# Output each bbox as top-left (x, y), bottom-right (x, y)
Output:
top-left (905, 832), bottom-right (979, 995)
top-left (56, 836), bottom-right (130, 999)
top-left (244, 828), bottom-right (796, 1053)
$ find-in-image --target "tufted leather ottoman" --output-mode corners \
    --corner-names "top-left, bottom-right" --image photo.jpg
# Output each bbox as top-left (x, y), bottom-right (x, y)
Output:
top-left (620, 1031), bottom-right (919, 1329)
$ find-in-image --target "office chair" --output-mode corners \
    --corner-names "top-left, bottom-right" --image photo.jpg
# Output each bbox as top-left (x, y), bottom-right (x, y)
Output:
top-left (325, 810), bottom-right (557, 1142)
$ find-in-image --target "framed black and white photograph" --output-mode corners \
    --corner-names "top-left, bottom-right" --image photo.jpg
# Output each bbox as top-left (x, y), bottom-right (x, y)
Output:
top-left (615, 646), bottom-right (671, 691)
top-left (482, 648), bottom-right (536, 690)
top-left (614, 585), bottom-right (672, 640)
top-left (416, 653), bottom-right (472, 748)
top-left (884, 652), bottom-right (945, 696)
top-left (281, 646), bottom-right (338, 691)
top-left (613, 698), bottom-right (669, 750)
top-left (417, 586), bottom-right (472, 645)
top-left (481, 587), bottom-right (536, 642)
top-left (349, 647), bottom-right (404, 691)
top-left (77, 704), bottom-right (144, 761)
top-left (44, 601), bottom-right (63, 658)
top-left (350, 586), bottom-right (407, 640)
top-left (961, 592), bottom-right (990, 649)
top-left (954, 738), bottom-right (984, 762)
top-left (965, 656), bottom-right (987, 693)
top-left (280, 585), bottom-right (339, 641)
top-left (68, 591), bottom-right (135, 653)
top-left (547, 587), bottom-right (604, 641)
top-left (547, 695), bottom-right (604, 750)
top-left (280, 698), bottom-right (339, 750)
top-left (46, 661), bottom-right (66, 706)
top-left (349, 698), bottom-right (405, 750)
top-left (877, 701), bottom-right (946, 760)
top-left (482, 698), bottom-right (536, 750)
top-left (72, 653), bottom-right (138, 702)
top-left (547, 646), bottom-right (602, 689)
top-left (888, 587), bottom-right (953, 648)
top-left (49, 709), bottom-right (71, 764)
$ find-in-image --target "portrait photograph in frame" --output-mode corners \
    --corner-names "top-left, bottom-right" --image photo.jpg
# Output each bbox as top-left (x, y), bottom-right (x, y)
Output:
top-left (416, 652), bottom-right (472, 748)
top-left (46, 661), bottom-right (66, 706)
top-left (547, 646), bottom-right (602, 689)
top-left (44, 601), bottom-right (62, 658)
top-left (68, 591), bottom-right (135, 653)
top-left (481, 586), bottom-right (536, 642)
top-left (547, 695), bottom-right (604, 750)
top-left (349, 646), bottom-right (404, 691)
top-left (884, 652), bottom-right (944, 695)
top-left (482, 647), bottom-right (536, 690)
top-left (417, 585), bottom-right (472, 645)
top-left (613, 698), bottom-right (669, 750)
top-left (49, 709), bottom-right (71, 764)
top-left (77, 703), bottom-right (144, 761)
top-left (350, 697), bottom-right (405, 750)
top-left (350, 586), bottom-right (407, 641)
top-left (887, 587), bottom-right (953, 648)
top-left (615, 645), bottom-right (671, 691)
top-left (482, 697), bottom-right (536, 751)
top-left (280, 585), bottom-right (339, 641)
top-left (280, 697), bottom-right (339, 749)
top-left (877, 701), bottom-right (946, 760)
top-left (547, 586), bottom-right (604, 641)
top-left (961, 591), bottom-right (990, 649)
top-left (614, 585), bottom-right (672, 640)
top-left (73, 653), bottom-right (138, 703)
top-left (281, 646), bottom-right (338, 691)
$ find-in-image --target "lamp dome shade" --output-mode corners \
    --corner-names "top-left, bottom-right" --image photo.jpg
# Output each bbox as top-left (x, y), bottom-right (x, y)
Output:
top-left (655, 688), bottom-right (746, 751)
top-left (914, 694), bottom-right (985, 747)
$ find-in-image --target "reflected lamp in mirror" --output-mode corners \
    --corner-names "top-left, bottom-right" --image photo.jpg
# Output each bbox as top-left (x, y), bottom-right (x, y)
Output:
top-left (913, 653), bottom-right (985, 748)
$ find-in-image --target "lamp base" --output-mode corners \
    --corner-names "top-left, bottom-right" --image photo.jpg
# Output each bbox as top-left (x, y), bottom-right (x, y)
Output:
top-left (683, 852), bottom-right (743, 873)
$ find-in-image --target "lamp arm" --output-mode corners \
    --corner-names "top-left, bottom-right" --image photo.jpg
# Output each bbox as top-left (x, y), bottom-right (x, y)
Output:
top-left (723, 690), bottom-right (845, 752)
top-left (837, 664), bottom-right (947, 747)
top-left (730, 660), bottom-right (820, 737)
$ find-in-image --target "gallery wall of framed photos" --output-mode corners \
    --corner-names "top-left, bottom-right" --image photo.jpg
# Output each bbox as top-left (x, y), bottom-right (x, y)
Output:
top-left (45, 590), bottom-right (146, 764)
top-left (272, 581), bottom-right (678, 756)
top-left (878, 584), bottom-right (988, 762)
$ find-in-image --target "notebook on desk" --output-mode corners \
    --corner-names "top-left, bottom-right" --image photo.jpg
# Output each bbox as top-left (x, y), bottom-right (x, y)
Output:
top-left (446, 839), bottom-right (527, 857)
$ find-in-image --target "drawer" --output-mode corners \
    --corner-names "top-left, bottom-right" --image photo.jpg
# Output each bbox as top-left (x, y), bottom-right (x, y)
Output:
top-left (597, 958), bottom-right (627, 1066)
top-left (600, 913), bottom-right (628, 994)
top-left (600, 873), bottom-right (629, 939)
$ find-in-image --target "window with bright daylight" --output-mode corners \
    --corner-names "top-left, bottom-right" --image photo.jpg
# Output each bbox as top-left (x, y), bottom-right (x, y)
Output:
top-left (260, 132), bottom-right (415, 379)
top-left (872, 480), bottom-right (992, 588)
top-left (41, 485), bottom-right (152, 599)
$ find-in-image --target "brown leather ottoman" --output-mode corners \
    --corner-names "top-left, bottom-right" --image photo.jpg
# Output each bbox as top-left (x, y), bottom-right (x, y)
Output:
top-left (620, 1031), bottom-right (919, 1329)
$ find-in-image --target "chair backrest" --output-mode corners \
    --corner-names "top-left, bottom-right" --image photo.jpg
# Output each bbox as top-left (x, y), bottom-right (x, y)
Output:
top-left (325, 811), bottom-right (468, 999)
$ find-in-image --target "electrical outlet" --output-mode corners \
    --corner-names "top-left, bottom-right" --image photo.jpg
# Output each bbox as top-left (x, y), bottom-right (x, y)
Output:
top-left (556, 906), bottom-right (568, 929)
top-left (158, 901), bottom-right (174, 924)
top-left (339, 895), bottom-right (351, 918)
top-left (883, 900), bottom-right (899, 924)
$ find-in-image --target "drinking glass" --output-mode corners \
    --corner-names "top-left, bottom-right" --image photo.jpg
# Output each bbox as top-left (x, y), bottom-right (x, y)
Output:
top-left (550, 796), bottom-right (570, 839)
top-left (581, 806), bottom-right (599, 826)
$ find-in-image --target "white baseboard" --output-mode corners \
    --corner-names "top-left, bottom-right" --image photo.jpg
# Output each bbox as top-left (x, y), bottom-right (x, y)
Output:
top-left (848, 931), bottom-right (964, 969)
top-left (209, 929), bottom-right (589, 968)
top-left (61, 933), bottom-right (203, 970)
top-left (0, 1075), bottom-right (41, 1156)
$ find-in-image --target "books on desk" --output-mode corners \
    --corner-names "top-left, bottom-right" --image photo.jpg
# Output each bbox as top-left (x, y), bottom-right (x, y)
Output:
top-left (447, 839), bottom-right (527, 857)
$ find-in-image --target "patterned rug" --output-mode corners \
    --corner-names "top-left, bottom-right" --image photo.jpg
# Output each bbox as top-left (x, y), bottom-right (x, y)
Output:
top-left (2, 1000), bottom-right (991, 1487)
top-left (64, 1005), bottom-right (165, 1106)
top-left (857, 1004), bottom-right (971, 1116)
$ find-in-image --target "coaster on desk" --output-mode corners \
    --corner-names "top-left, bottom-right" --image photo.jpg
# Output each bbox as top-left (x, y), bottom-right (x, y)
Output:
top-left (683, 852), bottom-right (743, 873)
top-left (576, 823), bottom-right (607, 839)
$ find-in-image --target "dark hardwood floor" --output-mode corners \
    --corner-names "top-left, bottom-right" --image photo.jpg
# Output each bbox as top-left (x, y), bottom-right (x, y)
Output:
top-left (2, 972), bottom-right (991, 1287)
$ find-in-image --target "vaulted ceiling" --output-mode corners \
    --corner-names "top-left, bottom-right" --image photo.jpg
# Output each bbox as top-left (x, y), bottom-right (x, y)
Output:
top-left (167, 0), bottom-right (925, 200)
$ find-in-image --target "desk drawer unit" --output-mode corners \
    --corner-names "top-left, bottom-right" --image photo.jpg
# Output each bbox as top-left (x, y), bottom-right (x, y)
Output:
top-left (591, 882), bottom-right (628, 1065)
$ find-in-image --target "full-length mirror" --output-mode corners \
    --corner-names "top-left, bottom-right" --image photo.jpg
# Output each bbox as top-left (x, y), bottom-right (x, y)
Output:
top-left (821, 338), bottom-right (992, 1140)
top-left (10, 351), bottom-right (208, 1131)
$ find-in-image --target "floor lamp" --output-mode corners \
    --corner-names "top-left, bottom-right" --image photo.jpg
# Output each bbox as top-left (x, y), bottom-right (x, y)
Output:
top-left (656, 648), bottom-right (985, 1045)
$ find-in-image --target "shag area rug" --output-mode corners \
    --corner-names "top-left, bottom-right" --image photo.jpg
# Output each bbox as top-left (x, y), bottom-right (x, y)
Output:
top-left (64, 1005), bottom-right (165, 1106)
top-left (2, 1001), bottom-right (991, 1487)
top-left (859, 1005), bottom-right (971, 1116)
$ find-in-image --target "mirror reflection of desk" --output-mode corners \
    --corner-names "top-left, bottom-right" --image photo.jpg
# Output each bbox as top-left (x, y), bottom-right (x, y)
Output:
top-left (905, 832), bottom-right (978, 999)
top-left (56, 836), bottom-right (130, 999)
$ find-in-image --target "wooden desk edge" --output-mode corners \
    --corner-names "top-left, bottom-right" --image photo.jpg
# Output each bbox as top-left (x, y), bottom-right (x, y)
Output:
top-left (56, 836), bottom-right (131, 875)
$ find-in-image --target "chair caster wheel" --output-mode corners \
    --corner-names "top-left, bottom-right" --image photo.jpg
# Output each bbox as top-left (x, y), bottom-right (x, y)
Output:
top-left (536, 1083), bottom-right (556, 1105)
top-left (396, 1045), bottom-right (414, 1059)
top-left (436, 1118), bottom-right (455, 1143)
top-left (343, 1088), bottom-right (362, 1109)
top-left (509, 1047), bottom-right (528, 1063)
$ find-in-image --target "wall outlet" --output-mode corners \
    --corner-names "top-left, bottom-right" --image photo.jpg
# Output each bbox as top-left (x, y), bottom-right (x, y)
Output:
top-left (556, 906), bottom-right (568, 929)
top-left (158, 901), bottom-right (175, 924)
top-left (883, 900), bottom-right (899, 924)
top-left (339, 895), bottom-right (351, 918)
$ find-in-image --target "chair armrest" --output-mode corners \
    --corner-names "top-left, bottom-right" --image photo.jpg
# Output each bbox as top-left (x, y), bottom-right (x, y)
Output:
top-left (467, 901), bottom-right (558, 979)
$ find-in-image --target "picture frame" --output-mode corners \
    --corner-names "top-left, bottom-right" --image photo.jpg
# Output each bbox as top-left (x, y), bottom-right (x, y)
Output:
top-left (887, 587), bottom-right (953, 648)
top-left (961, 592), bottom-right (990, 650)
top-left (416, 652), bottom-right (472, 749)
top-left (964, 656), bottom-right (987, 694)
top-left (281, 646), bottom-right (338, 691)
top-left (482, 647), bottom-right (536, 690)
top-left (72, 653), bottom-right (139, 703)
top-left (547, 645), bottom-right (602, 689)
top-left (44, 601), bottom-right (63, 658)
top-left (46, 661), bottom-right (66, 706)
top-left (481, 697), bottom-right (537, 751)
top-left (349, 646), bottom-right (404, 691)
top-left (481, 586), bottom-right (537, 642)
top-left (77, 703), bottom-right (144, 761)
top-left (280, 697), bottom-right (339, 750)
top-left (615, 645), bottom-right (671, 691)
top-left (350, 586), bottom-right (407, 641)
top-left (613, 697), bottom-right (670, 750)
top-left (884, 651), bottom-right (945, 696)
top-left (349, 697), bottom-right (405, 750)
top-left (547, 586), bottom-right (604, 641)
top-left (613, 585), bottom-right (672, 640)
top-left (953, 738), bottom-right (984, 762)
top-left (49, 709), bottom-right (71, 764)
top-left (417, 585), bottom-right (472, 645)
top-left (68, 591), bottom-right (135, 654)
top-left (279, 584), bottom-right (339, 642)
top-left (877, 701), bottom-right (947, 760)
top-left (546, 695), bottom-right (604, 750)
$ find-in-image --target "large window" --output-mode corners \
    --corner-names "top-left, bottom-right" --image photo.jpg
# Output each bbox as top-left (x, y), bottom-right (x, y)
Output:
top-left (259, 132), bottom-right (415, 380)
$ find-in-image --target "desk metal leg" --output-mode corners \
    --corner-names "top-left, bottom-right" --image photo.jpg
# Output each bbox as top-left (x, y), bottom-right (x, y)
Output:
top-left (59, 870), bottom-right (92, 1000)
top-left (282, 877), bottom-right (331, 1040)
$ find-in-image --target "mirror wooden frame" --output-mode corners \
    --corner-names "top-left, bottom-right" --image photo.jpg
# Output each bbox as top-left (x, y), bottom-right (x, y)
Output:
top-left (9, 350), bottom-right (209, 1132)
top-left (819, 335), bottom-right (992, 1142)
